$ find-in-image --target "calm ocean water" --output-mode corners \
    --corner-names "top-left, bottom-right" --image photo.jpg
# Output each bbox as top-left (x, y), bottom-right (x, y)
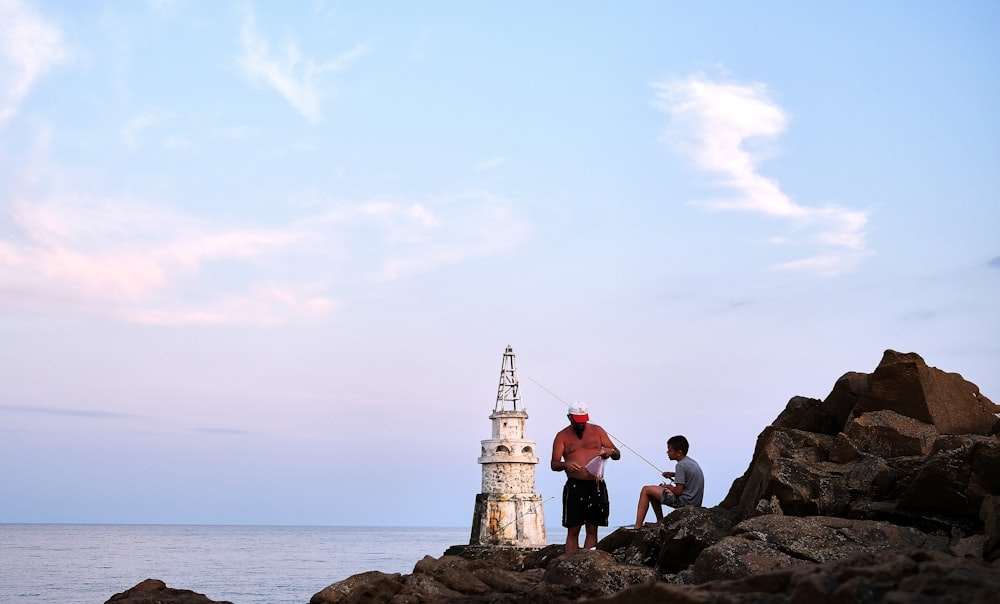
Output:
top-left (0, 524), bottom-right (472, 604)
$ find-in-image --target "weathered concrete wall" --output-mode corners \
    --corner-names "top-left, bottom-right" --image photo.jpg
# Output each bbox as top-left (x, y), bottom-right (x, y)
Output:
top-left (469, 493), bottom-right (547, 547)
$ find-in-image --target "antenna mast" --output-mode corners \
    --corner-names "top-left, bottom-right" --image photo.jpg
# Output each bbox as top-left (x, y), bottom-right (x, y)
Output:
top-left (494, 345), bottom-right (520, 412)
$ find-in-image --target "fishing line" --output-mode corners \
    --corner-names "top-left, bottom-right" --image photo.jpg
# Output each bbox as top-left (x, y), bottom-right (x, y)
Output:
top-left (526, 376), bottom-right (665, 476)
top-left (494, 496), bottom-right (555, 534)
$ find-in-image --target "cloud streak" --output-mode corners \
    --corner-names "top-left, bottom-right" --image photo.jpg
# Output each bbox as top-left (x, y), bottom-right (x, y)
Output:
top-left (239, 7), bottom-right (368, 123)
top-left (0, 0), bottom-right (68, 124)
top-left (0, 403), bottom-right (139, 420)
top-left (0, 190), bottom-right (528, 326)
top-left (654, 74), bottom-right (868, 275)
top-left (0, 194), bottom-right (326, 324)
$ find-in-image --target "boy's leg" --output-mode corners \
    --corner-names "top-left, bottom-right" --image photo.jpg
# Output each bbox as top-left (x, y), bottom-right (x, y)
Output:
top-left (634, 484), bottom-right (664, 529)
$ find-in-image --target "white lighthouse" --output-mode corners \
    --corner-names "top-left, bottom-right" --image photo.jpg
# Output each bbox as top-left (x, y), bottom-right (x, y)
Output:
top-left (468, 345), bottom-right (547, 547)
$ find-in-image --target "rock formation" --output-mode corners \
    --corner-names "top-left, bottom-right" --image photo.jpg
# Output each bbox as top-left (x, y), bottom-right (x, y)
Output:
top-left (106, 578), bottom-right (233, 604)
top-left (111, 350), bottom-right (1000, 603)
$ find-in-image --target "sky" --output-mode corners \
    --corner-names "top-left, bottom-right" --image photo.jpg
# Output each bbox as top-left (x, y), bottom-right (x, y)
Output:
top-left (1, 1), bottom-right (998, 533)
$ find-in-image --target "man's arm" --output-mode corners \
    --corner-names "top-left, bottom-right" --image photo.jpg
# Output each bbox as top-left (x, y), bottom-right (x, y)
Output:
top-left (599, 428), bottom-right (621, 460)
top-left (551, 433), bottom-right (566, 472)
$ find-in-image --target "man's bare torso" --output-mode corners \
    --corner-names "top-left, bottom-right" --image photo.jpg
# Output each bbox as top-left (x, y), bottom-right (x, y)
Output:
top-left (553, 424), bottom-right (611, 481)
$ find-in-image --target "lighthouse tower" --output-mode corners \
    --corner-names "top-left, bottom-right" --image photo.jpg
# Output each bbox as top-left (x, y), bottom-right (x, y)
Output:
top-left (468, 346), bottom-right (547, 547)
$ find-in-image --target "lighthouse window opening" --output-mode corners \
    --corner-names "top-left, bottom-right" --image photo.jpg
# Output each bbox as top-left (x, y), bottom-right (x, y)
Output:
top-left (496, 445), bottom-right (510, 455)
top-left (522, 446), bottom-right (533, 455)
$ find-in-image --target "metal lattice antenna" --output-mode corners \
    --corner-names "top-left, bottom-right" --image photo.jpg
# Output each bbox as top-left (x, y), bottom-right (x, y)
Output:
top-left (494, 345), bottom-right (521, 412)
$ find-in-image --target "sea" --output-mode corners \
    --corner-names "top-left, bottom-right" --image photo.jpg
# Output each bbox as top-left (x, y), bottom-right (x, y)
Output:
top-left (0, 524), bottom-right (476, 604)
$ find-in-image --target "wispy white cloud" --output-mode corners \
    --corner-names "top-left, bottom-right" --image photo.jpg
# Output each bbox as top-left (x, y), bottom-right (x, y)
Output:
top-left (375, 191), bottom-right (529, 281)
top-left (0, 0), bottom-right (68, 124)
top-left (239, 7), bottom-right (368, 123)
top-left (476, 156), bottom-right (506, 172)
top-left (312, 191), bottom-right (530, 282)
top-left (654, 74), bottom-right (868, 275)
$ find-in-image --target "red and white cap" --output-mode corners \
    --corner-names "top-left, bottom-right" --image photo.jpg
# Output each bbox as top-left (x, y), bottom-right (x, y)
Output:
top-left (568, 402), bottom-right (589, 423)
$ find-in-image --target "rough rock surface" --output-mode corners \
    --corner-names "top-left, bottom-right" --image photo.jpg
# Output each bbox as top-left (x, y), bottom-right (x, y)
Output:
top-left (106, 578), bottom-right (233, 604)
top-left (721, 350), bottom-right (1000, 531)
top-left (591, 549), bottom-right (1000, 604)
top-left (112, 350), bottom-right (1000, 603)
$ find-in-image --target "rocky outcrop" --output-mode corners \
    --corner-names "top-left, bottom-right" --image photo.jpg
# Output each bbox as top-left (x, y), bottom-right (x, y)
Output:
top-left (112, 350), bottom-right (1000, 603)
top-left (308, 548), bottom-right (659, 603)
top-left (106, 579), bottom-right (233, 604)
top-left (590, 549), bottom-right (1000, 604)
top-left (721, 350), bottom-right (1000, 533)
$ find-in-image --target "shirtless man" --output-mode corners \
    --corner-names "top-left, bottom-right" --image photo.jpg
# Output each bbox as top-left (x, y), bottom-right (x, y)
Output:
top-left (550, 402), bottom-right (620, 553)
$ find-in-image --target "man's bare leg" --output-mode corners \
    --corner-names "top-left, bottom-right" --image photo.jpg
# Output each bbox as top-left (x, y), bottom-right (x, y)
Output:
top-left (583, 523), bottom-right (599, 549)
top-left (565, 525), bottom-right (582, 554)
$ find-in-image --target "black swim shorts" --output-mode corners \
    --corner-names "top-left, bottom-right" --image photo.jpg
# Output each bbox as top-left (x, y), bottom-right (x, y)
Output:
top-left (562, 477), bottom-right (609, 528)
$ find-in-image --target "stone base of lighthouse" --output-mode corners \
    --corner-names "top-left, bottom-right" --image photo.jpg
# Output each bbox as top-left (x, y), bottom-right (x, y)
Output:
top-left (469, 493), bottom-right (546, 547)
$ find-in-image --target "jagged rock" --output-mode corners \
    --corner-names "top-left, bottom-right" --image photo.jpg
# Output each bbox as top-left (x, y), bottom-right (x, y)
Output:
top-left (982, 495), bottom-right (1000, 561)
top-left (106, 579), bottom-right (233, 604)
top-left (722, 350), bottom-right (1000, 531)
top-left (309, 570), bottom-right (404, 603)
top-left (853, 350), bottom-right (999, 435)
top-left (690, 515), bottom-right (948, 583)
top-left (597, 524), bottom-right (665, 568)
top-left (542, 549), bottom-right (658, 597)
top-left (845, 409), bottom-right (939, 457)
top-left (591, 549), bottom-right (1000, 604)
top-left (440, 543), bottom-right (566, 572)
top-left (599, 506), bottom-right (737, 575)
top-left (898, 434), bottom-right (1000, 520)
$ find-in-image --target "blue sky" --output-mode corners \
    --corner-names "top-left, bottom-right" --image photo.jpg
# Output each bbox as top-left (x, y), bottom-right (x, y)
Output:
top-left (1, 1), bottom-right (997, 531)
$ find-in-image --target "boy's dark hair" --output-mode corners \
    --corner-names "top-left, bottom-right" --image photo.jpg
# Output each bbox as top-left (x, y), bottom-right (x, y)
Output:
top-left (667, 435), bottom-right (690, 454)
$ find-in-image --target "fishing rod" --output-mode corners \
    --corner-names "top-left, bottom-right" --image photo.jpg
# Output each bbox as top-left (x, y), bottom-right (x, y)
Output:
top-left (526, 376), bottom-right (666, 476)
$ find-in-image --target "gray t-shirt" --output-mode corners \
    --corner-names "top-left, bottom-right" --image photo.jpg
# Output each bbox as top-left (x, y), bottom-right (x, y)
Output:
top-left (674, 456), bottom-right (704, 507)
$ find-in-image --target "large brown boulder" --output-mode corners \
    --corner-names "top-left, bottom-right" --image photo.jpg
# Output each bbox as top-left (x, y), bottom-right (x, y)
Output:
top-left (598, 506), bottom-right (736, 575)
top-left (541, 549), bottom-right (658, 597)
top-left (690, 515), bottom-right (948, 583)
top-left (854, 350), bottom-right (999, 435)
top-left (309, 571), bottom-right (405, 604)
top-left (106, 579), bottom-right (233, 604)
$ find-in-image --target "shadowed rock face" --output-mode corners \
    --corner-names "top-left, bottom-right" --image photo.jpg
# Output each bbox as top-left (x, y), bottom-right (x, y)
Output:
top-left (112, 350), bottom-right (1000, 604)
